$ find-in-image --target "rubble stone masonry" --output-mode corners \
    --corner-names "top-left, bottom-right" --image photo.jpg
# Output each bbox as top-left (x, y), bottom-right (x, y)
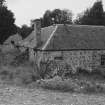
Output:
top-left (39, 50), bottom-right (105, 71)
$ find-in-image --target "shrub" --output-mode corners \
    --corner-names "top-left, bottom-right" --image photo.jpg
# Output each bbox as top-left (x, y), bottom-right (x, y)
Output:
top-left (91, 67), bottom-right (105, 77)
top-left (91, 69), bottom-right (102, 76)
top-left (39, 59), bottom-right (73, 80)
top-left (39, 77), bottom-right (75, 92)
top-left (11, 50), bottom-right (29, 66)
top-left (0, 65), bottom-right (40, 85)
top-left (76, 67), bottom-right (91, 76)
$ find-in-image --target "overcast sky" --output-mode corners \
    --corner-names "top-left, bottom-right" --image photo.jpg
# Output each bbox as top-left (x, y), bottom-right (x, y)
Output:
top-left (6, 0), bottom-right (105, 27)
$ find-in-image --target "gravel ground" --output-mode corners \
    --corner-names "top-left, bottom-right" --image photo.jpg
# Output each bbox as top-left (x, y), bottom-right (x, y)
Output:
top-left (0, 82), bottom-right (105, 105)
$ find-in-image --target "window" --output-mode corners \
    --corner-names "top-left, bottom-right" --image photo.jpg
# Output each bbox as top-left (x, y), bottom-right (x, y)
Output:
top-left (54, 56), bottom-right (63, 60)
top-left (101, 55), bottom-right (105, 65)
top-left (54, 52), bottom-right (63, 60)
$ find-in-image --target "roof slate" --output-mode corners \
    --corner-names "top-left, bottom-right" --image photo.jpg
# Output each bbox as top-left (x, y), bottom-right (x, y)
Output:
top-left (4, 33), bottom-right (22, 44)
top-left (21, 25), bottom-right (56, 48)
top-left (45, 24), bottom-right (105, 50)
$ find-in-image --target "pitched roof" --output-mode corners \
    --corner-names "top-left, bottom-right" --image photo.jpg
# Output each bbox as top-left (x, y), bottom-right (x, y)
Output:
top-left (4, 33), bottom-right (22, 44)
top-left (44, 24), bottom-right (105, 50)
top-left (20, 25), bottom-right (56, 48)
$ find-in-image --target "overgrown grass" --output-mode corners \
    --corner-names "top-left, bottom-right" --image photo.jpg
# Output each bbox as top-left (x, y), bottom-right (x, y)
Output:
top-left (1, 63), bottom-right (105, 94)
top-left (36, 66), bottom-right (105, 94)
top-left (1, 48), bottom-right (105, 94)
top-left (37, 76), bottom-right (105, 94)
top-left (37, 77), bottom-right (75, 92)
top-left (0, 65), bottom-right (40, 86)
top-left (0, 48), bottom-right (41, 86)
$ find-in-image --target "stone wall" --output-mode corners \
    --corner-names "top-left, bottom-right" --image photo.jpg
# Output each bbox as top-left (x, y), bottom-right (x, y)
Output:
top-left (92, 50), bottom-right (105, 69)
top-left (63, 51), bottom-right (93, 71)
top-left (39, 50), bottom-right (105, 71)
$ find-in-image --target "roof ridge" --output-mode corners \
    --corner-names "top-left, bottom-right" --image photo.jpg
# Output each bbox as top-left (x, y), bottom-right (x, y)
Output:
top-left (41, 25), bottom-right (56, 30)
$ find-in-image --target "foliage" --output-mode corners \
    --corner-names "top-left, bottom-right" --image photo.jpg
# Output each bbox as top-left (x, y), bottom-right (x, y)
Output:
top-left (61, 9), bottom-right (73, 24)
top-left (41, 10), bottom-right (52, 27)
top-left (39, 59), bottom-right (73, 79)
top-left (74, 0), bottom-right (105, 25)
top-left (39, 77), bottom-right (75, 92)
top-left (0, 0), bottom-right (5, 6)
top-left (18, 24), bottom-right (33, 39)
top-left (0, 65), bottom-right (39, 85)
top-left (51, 9), bottom-right (62, 24)
top-left (41, 9), bottom-right (73, 27)
top-left (0, 1), bottom-right (17, 44)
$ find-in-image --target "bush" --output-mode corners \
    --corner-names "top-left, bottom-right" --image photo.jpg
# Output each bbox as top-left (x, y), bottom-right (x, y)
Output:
top-left (39, 59), bottom-right (73, 80)
top-left (91, 69), bottom-right (102, 76)
top-left (38, 77), bottom-right (75, 92)
top-left (76, 67), bottom-right (91, 76)
top-left (11, 50), bottom-right (29, 66)
top-left (91, 67), bottom-right (105, 77)
top-left (82, 82), bottom-right (104, 93)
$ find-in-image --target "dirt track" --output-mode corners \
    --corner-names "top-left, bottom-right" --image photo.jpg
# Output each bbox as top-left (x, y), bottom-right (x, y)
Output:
top-left (0, 83), bottom-right (105, 105)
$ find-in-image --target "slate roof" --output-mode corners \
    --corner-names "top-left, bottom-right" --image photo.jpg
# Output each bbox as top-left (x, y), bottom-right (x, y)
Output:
top-left (4, 33), bottom-right (22, 45)
top-left (44, 24), bottom-right (105, 50)
top-left (20, 25), bottom-right (56, 48)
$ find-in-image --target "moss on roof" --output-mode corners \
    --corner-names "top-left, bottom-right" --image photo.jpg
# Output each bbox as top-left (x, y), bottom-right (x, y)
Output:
top-left (45, 24), bottom-right (105, 50)
top-left (21, 25), bottom-right (56, 48)
top-left (4, 33), bottom-right (22, 44)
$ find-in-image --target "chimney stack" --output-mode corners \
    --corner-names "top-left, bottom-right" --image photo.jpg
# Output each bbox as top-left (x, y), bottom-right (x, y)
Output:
top-left (33, 19), bottom-right (41, 47)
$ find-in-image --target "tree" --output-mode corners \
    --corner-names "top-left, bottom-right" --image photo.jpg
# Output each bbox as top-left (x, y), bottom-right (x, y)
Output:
top-left (0, 0), bottom-right (5, 6)
top-left (19, 24), bottom-right (33, 39)
top-left (61, 9), bottom-right (73, 24)
top-left (41, 9), bottom-right (73, 27)
top-left (74, 0), bottom-right (105, 25)
top-left (51, 9), bottom-right (62, 24)
top-left (42, 10), bottom-right (52, 27)
top-left (0, 1), bottom-right (17, 44)
top-left (103, 11), bottom-right (105, 24)
top-left (51, 9), bottom-right (73, 24)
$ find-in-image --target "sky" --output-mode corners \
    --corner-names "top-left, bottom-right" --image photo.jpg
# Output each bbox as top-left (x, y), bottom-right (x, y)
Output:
top-left (6, 0), bottom-right (105, 27)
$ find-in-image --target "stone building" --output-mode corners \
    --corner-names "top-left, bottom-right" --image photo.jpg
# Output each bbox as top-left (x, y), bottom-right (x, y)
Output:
top-left (2, 33), bottom-right (22, 52)
top-left (20, 19), bottom-right (56, 62)
top-left (22, 19), bottom-right (105, 71)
